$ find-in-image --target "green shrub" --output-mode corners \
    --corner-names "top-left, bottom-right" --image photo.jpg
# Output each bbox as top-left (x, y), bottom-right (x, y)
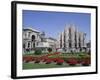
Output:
top-left (34, 49), bottom-right (42, 55)
top-left (47, 48), bottom-right (52, 53)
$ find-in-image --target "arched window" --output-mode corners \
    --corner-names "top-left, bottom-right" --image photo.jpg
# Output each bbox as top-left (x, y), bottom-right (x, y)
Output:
top-left (31, 35), bottom-right (35, 48)
top-left (31, 35), bottom-right (35, 41)
top-left (28, 42), bottom-right (30, 48)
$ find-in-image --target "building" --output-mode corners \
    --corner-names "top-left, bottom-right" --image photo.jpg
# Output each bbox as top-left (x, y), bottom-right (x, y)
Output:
top-left (23, 27), bottom-right (57, 53)
top-left (23, 24), bottom-right (89, 53)
top-left (58, 24), bottom-right (87, 52)
top-left (86, 40), bottom-right (91, 53)
top-left (45, 37), bottom-right (57, 51)
top-left (23, 27), bottom-right (41, 52)
top-left (36, 37), bottom-right (57, 52)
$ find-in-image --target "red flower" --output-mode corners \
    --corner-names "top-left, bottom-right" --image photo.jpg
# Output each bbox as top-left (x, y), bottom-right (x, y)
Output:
top-left (52, 58), bottom-right (57, 62)
top-left (42, 57), bottom-right (48, 62)
top-left (34, 58), bottom-right (40, 63)
top-left (77, 59), bottom-right (82, 64)
top-left (56, 59), bottom-right (64, 65)
top-left (81, 58), bottom-right (90, 66)
top-left (67, 58), bottom-right (77, 65)
top-left (23, 56), bottom-right (34, 62)
top-left (45, 58), bottom-right (52, 64)
top-left (57, 59), bottom-right (64, 63)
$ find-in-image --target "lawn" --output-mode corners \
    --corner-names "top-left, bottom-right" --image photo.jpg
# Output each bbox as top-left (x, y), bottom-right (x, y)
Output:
top-left (23, 62), bottom-right (81, 69)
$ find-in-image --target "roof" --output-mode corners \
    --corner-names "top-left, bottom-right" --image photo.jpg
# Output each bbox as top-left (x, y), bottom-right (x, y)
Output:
top-left (23, 27), bottom-right (40, 33)
top-left (45, 37), bottom-right (57, 41)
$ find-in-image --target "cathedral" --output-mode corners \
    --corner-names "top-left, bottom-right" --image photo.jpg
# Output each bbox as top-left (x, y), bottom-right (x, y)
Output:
top-left (58, 24), bottom-right (87, 52)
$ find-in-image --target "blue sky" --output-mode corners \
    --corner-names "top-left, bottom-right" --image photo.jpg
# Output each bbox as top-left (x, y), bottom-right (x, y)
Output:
top-left (23, 10), bottom-right (91, 41)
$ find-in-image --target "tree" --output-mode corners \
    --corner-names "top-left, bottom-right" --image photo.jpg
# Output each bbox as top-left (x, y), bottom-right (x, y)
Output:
top-left (48, 48), bottom-right (52, 53)
top-left (34, 49), bottom-right (42, 55)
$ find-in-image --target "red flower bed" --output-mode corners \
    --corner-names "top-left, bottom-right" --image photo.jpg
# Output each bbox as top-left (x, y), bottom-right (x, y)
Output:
top-left (52, 58), bottom-right (58, 62)
top-left (45, 58), bottom-right (52, 64)
top-left (66, 58), bottom-right (78, 66)
top-left (77, 59), bottom-right (82, 64)
top-left (42, 57), bottom-right (48, 62)
top-left (23, 56), bottom-right (34, 63)
top-left (81, 58), bottom-right (91, 66)
top-left (34, 58), bottom-right (41, 63)
top-left (56, 59), bottom-right (64, 65)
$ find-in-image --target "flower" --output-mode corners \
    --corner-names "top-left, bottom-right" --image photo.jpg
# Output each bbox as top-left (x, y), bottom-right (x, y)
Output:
top-left (45, 58), bottom-right (52, 64)
top-left (67, 58), bottom-right (77, 65)
top-left (56, 59), bottom-right (64, 65)
top-left (81, 58), bottom-right (90, 66)
top-left (34, 58), bottom-right (40, 63)
top-left (23, 56), bottom-right (34, 63)
top-left (42, 57), bottom-right (48, 62)
top-left (52, 58), bottom-right (58, 62)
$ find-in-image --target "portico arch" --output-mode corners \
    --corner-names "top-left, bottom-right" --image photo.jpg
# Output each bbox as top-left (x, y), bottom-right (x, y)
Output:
top-left (31, 35), bottom-right (35, 48)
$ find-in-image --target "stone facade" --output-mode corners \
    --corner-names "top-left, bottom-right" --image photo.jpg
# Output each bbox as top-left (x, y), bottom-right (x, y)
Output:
top-left (23, 28), bottom-right (41, 52)
top-left (58, 24), bottom-right (87, 52)
top-left (23, 27), bottom-right (57, 53)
